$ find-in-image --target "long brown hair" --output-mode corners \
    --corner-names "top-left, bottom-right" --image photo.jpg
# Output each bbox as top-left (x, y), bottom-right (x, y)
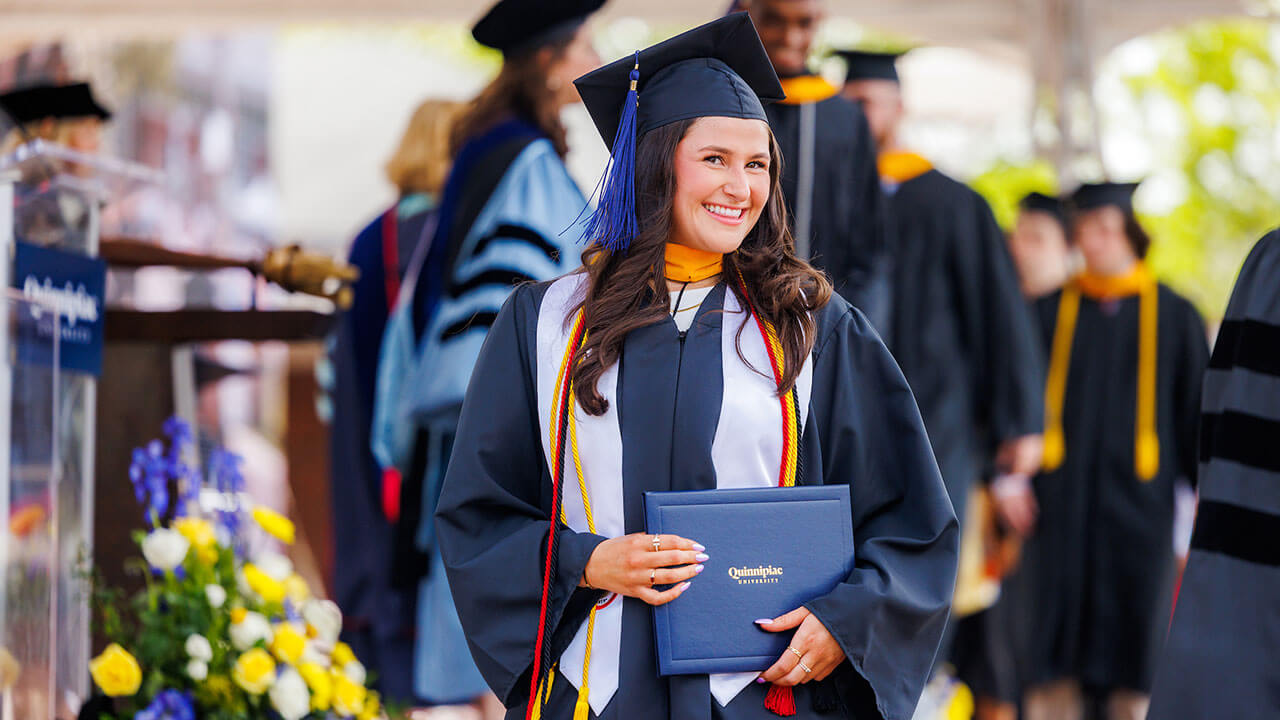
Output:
top-left (449, 40), bottom-right (573, 158)
top-left (572, 117), bottom-right (833, 416)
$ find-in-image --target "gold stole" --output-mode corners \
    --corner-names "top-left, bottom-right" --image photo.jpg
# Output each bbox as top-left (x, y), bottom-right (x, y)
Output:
top-left (1042, 263), bottom-right (1161, 480)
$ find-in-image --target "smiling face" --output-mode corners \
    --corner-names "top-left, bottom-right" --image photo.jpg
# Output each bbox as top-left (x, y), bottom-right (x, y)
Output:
top-left (667, 116), bottom-right (773, 255)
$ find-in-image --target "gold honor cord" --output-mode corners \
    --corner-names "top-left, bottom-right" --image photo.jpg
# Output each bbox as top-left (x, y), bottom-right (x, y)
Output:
top-left (1041, 266), bottom-right (1160, 481)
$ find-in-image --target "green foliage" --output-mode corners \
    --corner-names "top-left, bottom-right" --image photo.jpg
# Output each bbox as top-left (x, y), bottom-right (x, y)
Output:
top-left (1112, 19), bottom-right (1280, 318)
top-left (970, 160), bottom-right (1060, 231)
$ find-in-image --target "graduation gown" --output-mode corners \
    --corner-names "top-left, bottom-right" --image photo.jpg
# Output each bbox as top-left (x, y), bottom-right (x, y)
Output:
top-left (368, 117), bottom-right (587, 702)
top-left (435, 276), bottom-right (959, 720)
top-left (1023, 278), bottom-right (1209, 693)
top-left (883, 164), bottom-right (1044, 522)
top-left (1148, 230), bottom-right (1280, 717)
top-left (766, 84), bottom-right (890, 332)
top-left (326, 194), bottom-right (436, 703)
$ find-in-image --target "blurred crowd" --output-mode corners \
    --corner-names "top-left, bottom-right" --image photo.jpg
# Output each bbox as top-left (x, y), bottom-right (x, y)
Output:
top-left (3, 1), bottom-right (1273, 719)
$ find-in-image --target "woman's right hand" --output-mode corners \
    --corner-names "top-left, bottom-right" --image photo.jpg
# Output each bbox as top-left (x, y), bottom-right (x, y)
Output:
top-left (581, 533), bottom-right (707, 606)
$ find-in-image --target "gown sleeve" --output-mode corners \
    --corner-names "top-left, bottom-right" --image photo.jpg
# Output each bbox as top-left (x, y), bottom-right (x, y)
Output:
top-left (434, 285), bottom-right (607, 706)
top-left (803, 305), bottom-right (960, 720)
top-left (949, 190), bottom-right (1045, 449)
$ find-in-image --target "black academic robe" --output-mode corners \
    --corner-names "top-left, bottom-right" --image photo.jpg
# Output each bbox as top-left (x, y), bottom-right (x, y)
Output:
top-left (1148, 230), bottom-right (1280, 718)
top-left (1023, 283), bottom-right (1209, 694)
top-left (435, 282), bottom-right (958, 720)
top-left (885, 169), bottom-right (1044, 522)
top-left (766, 95), bottom-right (891, 332)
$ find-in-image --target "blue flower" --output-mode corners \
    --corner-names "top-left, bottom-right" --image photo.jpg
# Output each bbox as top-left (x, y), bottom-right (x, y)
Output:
top-left (134, 689), bottom-right (194, 720)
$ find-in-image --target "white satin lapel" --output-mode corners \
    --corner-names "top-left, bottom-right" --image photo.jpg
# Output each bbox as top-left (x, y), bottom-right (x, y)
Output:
top-left (536, 274), bottom-right (624, 715)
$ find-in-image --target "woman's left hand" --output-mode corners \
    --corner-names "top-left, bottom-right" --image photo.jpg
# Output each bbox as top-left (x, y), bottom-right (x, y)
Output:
top-left (756, 608), bottom-right (846, 686)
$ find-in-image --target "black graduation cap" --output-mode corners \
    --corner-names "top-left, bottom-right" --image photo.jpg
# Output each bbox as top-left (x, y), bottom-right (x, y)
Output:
top-left (1070, 182), bottom-right (1139, 214)
top-left (472, 0), bottom-right (605, 55)
top-left (576, 13), bottom-right (783, 146)
top-left (0, 82), bottom-right (112, 126)
top-left (1019, 191), bottom-right (1067, 226)
top-left (834, 49), bottom-right (906, 84)
top-left (571, 13), bottom-right (782, 254)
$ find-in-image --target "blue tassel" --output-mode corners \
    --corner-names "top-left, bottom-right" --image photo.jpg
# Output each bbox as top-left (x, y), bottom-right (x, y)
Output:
top-left (580, 53), bottom-right (640, 254)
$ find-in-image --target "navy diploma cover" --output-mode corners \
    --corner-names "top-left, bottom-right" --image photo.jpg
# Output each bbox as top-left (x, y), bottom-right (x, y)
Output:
top-left (644, 485), bottom-right (854, 675)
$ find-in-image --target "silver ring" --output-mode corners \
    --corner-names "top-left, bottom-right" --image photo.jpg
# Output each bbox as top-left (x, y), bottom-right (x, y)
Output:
top-left (799, 661), bottom-right (812, 674)
top-left (651, 535), bottom-right (661, 551)
top-left (787, 646), bottom-right (803, 660)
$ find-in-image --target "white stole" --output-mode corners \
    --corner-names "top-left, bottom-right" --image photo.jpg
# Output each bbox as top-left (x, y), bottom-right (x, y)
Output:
top-left (536, 274), bottom-right (813, 714)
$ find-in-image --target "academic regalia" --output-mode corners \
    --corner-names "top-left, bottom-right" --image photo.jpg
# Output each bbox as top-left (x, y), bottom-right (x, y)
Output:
top-left (878, 153), bottom-right (1045, 525)
top-left (436, 278), bottom-right (958, 720)
top-left (1148, 230), bottom-right (1280, 718)
top-left (327, 193), bottom-right (436, 704)
top-left (1022, 262), bottom-right (1209, 694)
top-left (368, 0), bottom-right (602, 703)
top-left (764, 79), bottom-right (890, 332)
top-left (437, 15), bottom-right (957, 720)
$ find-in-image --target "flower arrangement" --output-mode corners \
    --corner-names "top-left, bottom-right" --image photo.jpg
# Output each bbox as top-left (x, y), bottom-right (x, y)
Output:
top-left (84, 418), bottom-right (385, 720)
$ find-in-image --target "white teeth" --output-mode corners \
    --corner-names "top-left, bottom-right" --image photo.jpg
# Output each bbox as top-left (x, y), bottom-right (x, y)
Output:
top-left (704, 204), bottom-right (744, 219)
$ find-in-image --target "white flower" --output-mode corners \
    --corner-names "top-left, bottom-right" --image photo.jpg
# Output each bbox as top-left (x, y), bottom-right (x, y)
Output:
top-left (230, 610), bottom-right (274, 651)
top-left (252, 550), bottom-right (293, 582)
top-left (302, 599), bottom-right (343, 644)
top-left (268, 667), bottom-right (311, 720)
top-left (184, 634), bottom-right (213, 662)
top-left (141, 528), bottom-right (190, 571)
top-left (186, 659), bottom-right (208, 681)
top-left (343, 660), bottom-right (367, 686)
top-left (205, 584), bottom-right (227, 609)
top-left (300, 642), bottom-right (332, 668)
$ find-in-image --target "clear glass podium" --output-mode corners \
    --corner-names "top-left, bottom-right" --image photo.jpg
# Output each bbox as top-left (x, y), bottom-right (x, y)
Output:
top-left (0, 291), bottom-right (60, 720)
top-left (0, 140), bottom-right (158, 719)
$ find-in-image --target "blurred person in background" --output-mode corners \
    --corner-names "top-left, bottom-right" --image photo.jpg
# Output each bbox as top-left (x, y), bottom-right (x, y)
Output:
top-left (1021, 183), bottom-right (1209, 720)
top-left (841, 49), bottom-right (1045, 713)
top-left (328, 98), bottom-right (462, 708)
top-left (734, 1), bottom-right (892, 333)
top-left (0, 81), bottom-right (109, 156)
top-left (367, 0), bottom-right (603, 715)
top-left (1009, 192), bottom-right (1075, 299)
top-left (0, 82), bottom-right (113, 249)
top-left (952, 191), bottom-right (1073, 720)
top-left (1147, 229), bottom-right (1280, 720)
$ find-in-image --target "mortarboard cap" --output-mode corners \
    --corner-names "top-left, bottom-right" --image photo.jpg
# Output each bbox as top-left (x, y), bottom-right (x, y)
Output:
top-left (1070, 182), bottom-right (1139, 214)
top-left (835, 49), bottom-right (905, 84)
top-left (1019, 191), bottom-right (1067, 226)
top-left (0, 82), bottom-right (112, 126)
top-left (572, 13), bottom-right (784, 254)
top-left (472, 0), bottom-right (605, 56)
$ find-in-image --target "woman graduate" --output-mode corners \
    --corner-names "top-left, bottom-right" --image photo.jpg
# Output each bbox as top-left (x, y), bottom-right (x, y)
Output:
top-left (436, 14), bottom-right (958, 720)
top-left (1021, 182), bottom-right (1209, 720)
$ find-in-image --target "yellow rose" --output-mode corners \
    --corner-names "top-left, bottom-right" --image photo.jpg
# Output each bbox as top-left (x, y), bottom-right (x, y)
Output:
top-left (172, 517), bottom-right (219, 565)
top-left (243, 564), bottom-right (286, 605)
top-left (298, 662), bottom-right (332, 711)
top-left (331, 641), bottom-right (356, 668)
top-left (252, 507), bottom-right (296, 545)
top-left (283, 573), bottom-right (310, 604)
top-left (232, 648), bottom-right (277, 695)
top-left (88, 644), bottom-right (142, 697)
top-left (332, 673), bottom-right (367, 717)
top-left (358, 690), bottom-right (382, 720)
top-left (270, 622), bottom-right (308, 665)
